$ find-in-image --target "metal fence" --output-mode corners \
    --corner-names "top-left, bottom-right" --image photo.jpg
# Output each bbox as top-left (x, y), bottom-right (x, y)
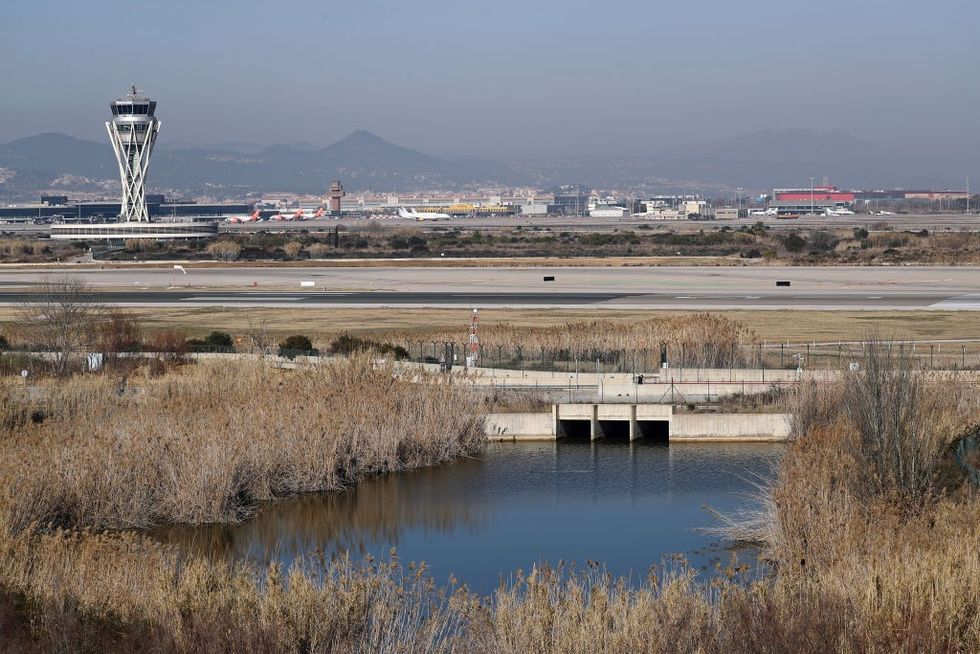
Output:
top-left (403, 340), bottom-right (980, 373)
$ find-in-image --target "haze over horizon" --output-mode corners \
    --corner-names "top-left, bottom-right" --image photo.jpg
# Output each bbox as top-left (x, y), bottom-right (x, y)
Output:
top-left (2, 0), bottom-right (979, 164)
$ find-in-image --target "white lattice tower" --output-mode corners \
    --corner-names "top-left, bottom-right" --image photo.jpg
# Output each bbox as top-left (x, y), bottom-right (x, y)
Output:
top-left (106, 85), bottom-right (160, 222)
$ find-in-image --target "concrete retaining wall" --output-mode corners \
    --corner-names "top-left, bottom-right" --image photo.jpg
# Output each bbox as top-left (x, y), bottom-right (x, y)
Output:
top-left (670, 413), bottom-right (791, 442)
top-left (486, 413), bottom-right (555, 441)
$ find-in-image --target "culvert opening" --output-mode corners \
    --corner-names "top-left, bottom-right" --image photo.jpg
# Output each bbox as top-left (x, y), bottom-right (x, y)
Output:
top-left (558, 419), bottom-right (592, 442)
top-left (636, 420), bottom-right (669, 444)
top-left (597, 420), bottom-right (631, 441)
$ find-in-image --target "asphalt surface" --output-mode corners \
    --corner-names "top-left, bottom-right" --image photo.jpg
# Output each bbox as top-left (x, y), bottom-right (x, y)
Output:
top-left (2, 265), bottom-right (979, 310)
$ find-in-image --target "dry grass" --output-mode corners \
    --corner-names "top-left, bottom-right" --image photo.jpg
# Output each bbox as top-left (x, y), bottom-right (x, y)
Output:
top-left (401, 313), bottom-right (754, 368)
top-left (4, 306), bottom-right (977, 353)
top-left (0, 356), bottom-right (484, 531)
top-left (1, 345), bottom-right (979, 651)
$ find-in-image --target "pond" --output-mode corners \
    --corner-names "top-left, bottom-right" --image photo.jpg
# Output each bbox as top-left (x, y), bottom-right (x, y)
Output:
top-left (154, 441), bottom-right (783, 594)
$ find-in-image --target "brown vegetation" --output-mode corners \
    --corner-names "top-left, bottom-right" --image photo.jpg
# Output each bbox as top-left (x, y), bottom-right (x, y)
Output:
top-left (0, 357), bottom-right (484, 531)
top-left (405, 313), bottom-right (756, 368)
top-left (206, 239), bottom-right (243, 261)
top-left (0, 341), bottom-right (978, 651)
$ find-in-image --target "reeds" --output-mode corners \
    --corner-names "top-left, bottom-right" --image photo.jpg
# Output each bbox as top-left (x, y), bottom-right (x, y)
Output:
top-left (400, 313), bottom-right (755, 368)
top-left (0, 356), bottom-right (485, 532)
top-left (2, 347), bottom-right (979, 651)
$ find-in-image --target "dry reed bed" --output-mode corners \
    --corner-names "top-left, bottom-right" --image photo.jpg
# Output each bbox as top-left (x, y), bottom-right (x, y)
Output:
top-left (2, 346), bottom-right (980, 651)
top-left (386, 313), bottom-right (756, 368)
top-left (0, 357), bottom-right (485, 531)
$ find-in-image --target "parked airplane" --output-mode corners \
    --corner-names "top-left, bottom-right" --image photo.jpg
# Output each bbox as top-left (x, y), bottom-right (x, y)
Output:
top-left (826, 207), bottom-right (856, 216)
top-left (397, 207), bottom-right (450, 221)
top-left (225, 210), bottom-right (261, 223)
top-left (749, 207), bottom-right (778, 216)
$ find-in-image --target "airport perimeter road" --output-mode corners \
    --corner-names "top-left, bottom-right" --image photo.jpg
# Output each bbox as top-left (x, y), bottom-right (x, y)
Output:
top-left (1, 265), bottom-right (980, 310)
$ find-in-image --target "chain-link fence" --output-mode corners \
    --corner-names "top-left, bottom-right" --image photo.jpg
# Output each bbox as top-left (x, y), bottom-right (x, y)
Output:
top-left (404, 340), bottom-right (980, 373)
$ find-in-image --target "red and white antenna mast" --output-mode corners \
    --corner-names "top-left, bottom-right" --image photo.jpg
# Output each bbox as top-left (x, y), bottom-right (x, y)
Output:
top-left (466, 308), bottom-right (480, 368)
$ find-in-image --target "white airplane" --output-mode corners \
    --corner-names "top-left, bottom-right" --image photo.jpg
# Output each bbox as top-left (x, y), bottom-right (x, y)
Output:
top-left (750, 207), bottom-right (778, 216)
top-left (826, 207), bottom-right (856, 216)
top-left (873, 210), bottom-right (896, 216)
top-left (397, 207), bottom-right (450, 221)
top-left (225, 209), bottom-right (261, 223)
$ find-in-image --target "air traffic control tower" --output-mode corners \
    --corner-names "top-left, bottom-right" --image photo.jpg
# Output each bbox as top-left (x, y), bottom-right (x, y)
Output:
top-left (106, 85), bottom-right (160, 222)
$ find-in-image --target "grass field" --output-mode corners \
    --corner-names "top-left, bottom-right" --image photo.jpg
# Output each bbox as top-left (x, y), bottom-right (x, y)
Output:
top-left (2, 306), bottom-right (976, 346)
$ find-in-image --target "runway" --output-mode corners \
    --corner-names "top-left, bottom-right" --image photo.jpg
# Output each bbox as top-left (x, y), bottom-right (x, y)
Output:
top-left (2, 265), bottom-right (979, 310)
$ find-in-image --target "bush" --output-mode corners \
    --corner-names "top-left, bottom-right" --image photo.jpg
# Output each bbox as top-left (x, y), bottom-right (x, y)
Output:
top-left (307, 243), bottom-right (331, 258)
top-left (808, 230), bottom-right (840, 253)
top-left (0, 334), bottom-right (8, 351)
top-left (843, 339), bottom-right (952, 502)
top-left (740, 248), bottom-right (762, 259)
top-left (186, 331), bottom-right (235, 352)
top-left (329, 333), bottom-right (409, 360)
top-left (283, 241), bottom-right (303, 260)
top-left (207, 240), bottom-right (242, 262)
top-left (783, 233), bottom-right (807, 253)
top-left (279, 334), bottom-right (317, 358)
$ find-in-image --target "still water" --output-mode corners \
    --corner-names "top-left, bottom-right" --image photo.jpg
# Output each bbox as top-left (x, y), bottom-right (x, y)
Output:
top-left (154, 442), bottom-right (782, 594)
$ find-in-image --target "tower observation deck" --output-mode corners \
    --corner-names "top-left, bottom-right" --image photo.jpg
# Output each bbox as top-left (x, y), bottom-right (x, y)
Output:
top-left (106, 85), bottom-right (160, 222)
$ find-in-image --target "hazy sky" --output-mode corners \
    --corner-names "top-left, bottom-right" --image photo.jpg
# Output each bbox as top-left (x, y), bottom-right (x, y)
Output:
top-left (2, 0), bottom-right (978, 158)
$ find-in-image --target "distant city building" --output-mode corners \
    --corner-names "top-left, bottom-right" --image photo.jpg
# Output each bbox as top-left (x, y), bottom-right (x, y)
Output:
top-left (106, 85), bottom-right (161, 222)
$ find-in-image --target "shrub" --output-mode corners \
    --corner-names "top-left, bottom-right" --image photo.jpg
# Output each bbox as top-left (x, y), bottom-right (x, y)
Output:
top-left (329, 333), bottom-right (410, 360)
top-left (279, 334), bottom-right (317, 358)
top-left (283, 241), bottom-right (303, 260)
top-left (187, 331), bottom-right (235, 352)
top-left (783, 233), bottom-right (806, 253)
top-left (842, 339), bottom-right (953, 502)
top-left (149, 330), bottom-right (188, 361)
top-left (807, 230), bottom-right (840, 253)
top-left (205, 331), bottom-right (233, 348)
top-left (307, 242), bottom-right (331, 258)
top-left (0, 334), bottom-right (8, 351)
top-left (207, 240), bottom-right (242, 262)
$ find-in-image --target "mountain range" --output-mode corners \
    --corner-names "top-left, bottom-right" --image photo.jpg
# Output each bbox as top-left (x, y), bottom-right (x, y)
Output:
top-left (0, 128), bottom-right (972, 199)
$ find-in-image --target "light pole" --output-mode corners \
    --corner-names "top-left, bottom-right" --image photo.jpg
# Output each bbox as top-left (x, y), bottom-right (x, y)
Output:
top-left (736, 187), bottom-right (743, 215)
top-left (809, 177), bottom-right (815, 216)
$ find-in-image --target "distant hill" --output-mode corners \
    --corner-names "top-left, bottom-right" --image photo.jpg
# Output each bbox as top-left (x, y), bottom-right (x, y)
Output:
top-left (0, 128), bottom-right (970, 197)
top-left (0, 130), bottom-right (518, 196)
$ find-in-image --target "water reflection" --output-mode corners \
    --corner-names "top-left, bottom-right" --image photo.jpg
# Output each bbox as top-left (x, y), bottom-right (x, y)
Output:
top-left (153, 442), bottom-right (783, 593)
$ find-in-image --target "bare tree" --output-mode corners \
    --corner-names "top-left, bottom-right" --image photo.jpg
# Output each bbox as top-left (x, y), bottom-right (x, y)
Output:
top-left (244, 315), bottom-right (273, 355)
top-left (18, 277), bottom-right (104, 376)
top-left (844, 337), bottom-right (946, 502)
